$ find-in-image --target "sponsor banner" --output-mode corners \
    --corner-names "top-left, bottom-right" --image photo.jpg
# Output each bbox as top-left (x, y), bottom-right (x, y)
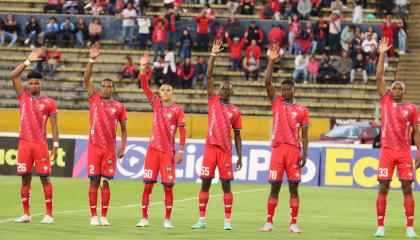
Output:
top-left (72, 139), bottom-right (320, 185)
top-left (320, 147), bottom-right (420, 190)
top-left (0, 136), bottom-right (75, 177)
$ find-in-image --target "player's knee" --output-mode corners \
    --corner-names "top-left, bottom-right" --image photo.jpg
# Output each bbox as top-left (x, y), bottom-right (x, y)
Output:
top-left (21, 175), bottom-right (32, 186)
top-left (288, 183), bottom-right (299, 197)
top-left (378, 181), bottom-right (390, 194)
top-left (40, 176), bottom-right (50, 186)
top-left (270, 183), bottom-right (281, 197)
top-left (101, 177), bottom-right (111, 188)
top-left (90, 177), bottom-right (100, 188)
top-left (201, 179), bottom-right (212, 192)
top-left (401, 181), bottom-right (413, 195)
top-left (221, 182), bottom-right (231, 193)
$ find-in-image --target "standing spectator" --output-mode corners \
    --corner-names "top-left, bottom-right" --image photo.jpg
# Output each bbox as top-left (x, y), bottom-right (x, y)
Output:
top-left (152, 17), bottom-right (169, 62)
top-left (227, 0), bottom-right (240, 14)
top-left (240, 0), bottom-right (256, 15)
top-left (376, 0), bottom-right (393, 17)
top-left (75, 17), bottom-right (88, 48)
top-left (261, 0), bottom-right (281, 20)
top-left (204, 3), bottom-right (216, 19)
top-left (315, 17), bottom-right (328, 54)
top-left (224, 14), bottom-right (242, 39)
top-left (63, 0), bottom-right (85, 15)
top-left (311, 0), bottom-right (322, 16)
top-left (352, 26), bottom-right (363, 46)
top-left (293, 53), bottom-right (309, 83)
top-left (307, 55), bottom-right (319, 83)
top-left (88, 17), bottom-right (102, 45)
top-left (44, 0), bottom-right (62, 14)
top-left (329, 12), bottom-right (342, 55)
top-left (381, 15), bottom-right (397, 57)
top-left (397, 18), bottom-right (407, 54)
top-left (288, 15), bottom-right (301, 54)
top-left (282, 0), bottom-right (295, 19)
top-left (152, 55), bottom-right (166, 87)
top-left (179, 58), bottom-right (194, 89)
top-left (268, 24), bottom-right (286, 47)
top-left (245, 21), bottom-right (264, 46)
top-left (318, 53), bottom-right (335, 83)
top-left (45, 45), bottom-right (61, 76)
top-left (137, 13), bottom-right (151, 50)
top-left (179, 28), bottom-right (193, 63)
top-left (245, 40), bottom-right (262, 59)
top-left (119, 3), bottom-right (137, 49)
top-left (195, 9), bottom-right (213, 51)
top-left (297, 22), bottom-right (317, 54)
top-left (350, 52), bottom-right (368, 84)
top-left (1, 14), bottom-right (19, 47)
top-left (120, 56), bottom-right (137, 80)
top-left (24, 16), bottom-right (41, 48)
top-left (59, 17), bottom-right (75, 48)
top-left (44, 17), bottom-right (59, 46)
top-left (361, 33), bottom-right (377, 53)
top-left (331, 0), bottom-right (345, 13)
top-left (396, 0), bottom-right (407, 17)
top-left (270, 0), bottom-right (282, 20)
top-left (243, 50), bottom-right (260, 81)
top-left (297, 0), bottom-right (312, 20)
top-left (333, 51), bottom-right (352, 84)
top-left (225, 32), bottom-right (248, 71)
top-left (192, 56), bottom-right (207, 89)
top-left (165, 8), bottom-right (179, 49)
top-left (366, 44), bottom-right (379, 75)
top-left (352, 1), bottom-right (363, 23)
top-left (163, 47), bottom-right (176, 86)
top-left (340, 25), bottom-right (355, 52)
top-left (210, 20), bottom-right (225, 42)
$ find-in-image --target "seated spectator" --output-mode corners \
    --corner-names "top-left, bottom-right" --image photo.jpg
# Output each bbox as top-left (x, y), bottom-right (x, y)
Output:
top-left (318, 53), bottom-right (335, 83)
top-left (352, 26), bottom-right (363, 46)
top-left (340, 25), bottom-right (355, 52)
top-left (121, 57), bottom-right (137, 80)
top-left (268, 24), bottom-right (286, 47)
top-left (381, 15), bottom-right (397, 57)
top-left (119, 3), bottom-right (137, 49)
top-left (192, 56), bottom-right (208, 89)
top-left (75, 17), bottom-right (88, 48)
top-left (224, 14), bottom-right (242, 39)
top-left (44, 0), bottom-right (62, 14)
top-left (62, 0), bottom-right (85, 15)
top-left (315, 17), bottom-right (328, 54)
top-left (59, 17), bottom-right (75, 48)
top-left (243, 50), bottom-right (260, 81)
top-left (328, 12), bottom-right (342, 55)
top-left (282, 0), bottom-right (295, 19)
top-left (333, 51), bottom-right (352, 84)
top-left (245, 21), bottom-right (264, 46)
top-left (307, 55), bottom-right (319, 83)
top-left (293, 53), bottom-right (309, 83)
top-left (350, 44), bottom-right (365, 62)
top-left (352, 1), bottom-right (363, 24)
top-left (225, 32), bottom-right (248, 71)
top-left (396, 0), bottom-right (407, 17)
top-left (240, 0), bottom-right (255, 15)
top-left (44, 17), bottom-right (59, 46)
top-left (297, 0), bottom-right (312, 20)
top-left (295, 22), bottom-right (317, 54)
top-left (45, 45), bottom-right (61, 76)
top-left (179, 58), bottom-right (194, 89)
top-left (361, 33), bottom-right (377, 53)
top-left (331, 0), bottom-right (345, 13)
top-left (350, 53), bottom-right (368, 84)
top-left (260, 0), bottom-right (280, 20)
top-left (363, 25), bottom-right (378, 42)
top-left (288, 15), bottom-right (301, 53)
top-left (397, 18), bottom-right (407, 54)
top-left (152, 55), bottom-right (166, 87)
top-left (1, 14), bottom-right (19, 47)
top-left (227, 0), bottom-right (240, 14)
top-left (152, 16), bottom-right (169, 61)
top-left (137, 13), bottom-right (151, 50)
top-left (179, 28), bottom-right (192, 63)
top-left (245, 40), bottom-right (262, 59)
top-left (195, 9), bottom-right (213, 51)
top-left (366, 44), bottom-right (379, 75)
top-left (88, 17), bottom-right (102, 45)
top-left (24, 16), bottom-right (41, 48)
top-left (311, 0), bottom-right (322, 16)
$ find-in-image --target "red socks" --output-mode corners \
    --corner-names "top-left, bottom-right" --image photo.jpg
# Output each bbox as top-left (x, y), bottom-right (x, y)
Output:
top-left (164, 186), bottom-right (174, 220)
top-left (267, 196), bottom-right (278, 224)
top-left (223, 192), bottom-right (233, 220)
top-left (101, 185), bottom-right (110, 217)
top-left (290, 198), bottom-right (299, 225)
top-left (199, 191), bottom-right (209, 219)
top-left (142, 183), bottom-right (154, 219)
top-left (376, 193), bottom-right (387, 227)
top-left (404, 194), bottom-right (415, 227)
top-left (21, 185), bottom-right (31, 216)
top-left (89, 186), bottom-right (98, 217)
top-left (43, 183), bottom-right (53, 216)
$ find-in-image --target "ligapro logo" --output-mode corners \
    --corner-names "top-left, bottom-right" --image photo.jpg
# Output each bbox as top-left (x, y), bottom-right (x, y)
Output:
top-left (116, 144), bottom-right (147, 179)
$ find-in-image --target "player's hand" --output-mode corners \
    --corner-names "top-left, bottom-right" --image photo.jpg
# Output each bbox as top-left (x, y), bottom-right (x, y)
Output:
top-left (27, 48), bottom-right (44, 62)
top-left (176, 151), bottom-right (183, 164)
top-left (51, 147), bottom-right (58, 161)
top-left (117, 148), bottom-right (125, 158)
top-left (415, 155), bottom-right (420, 169)
top-left (235, 157), bottom-right (243, 171)
top-left (211, 39), bottom-right (224, 55)
top-left (378, 37), bottom-right (392, 54)
top-left (89, 42), bottom-right (101, 60)
top-left (299, 154), bottom-right (307, 168)
top-left (140, 52), bottom-right (150, 67)
top-left (269, 43), bottom-right (281, 61)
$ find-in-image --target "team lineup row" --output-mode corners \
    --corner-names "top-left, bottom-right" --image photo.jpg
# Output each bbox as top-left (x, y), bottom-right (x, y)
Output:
top-left (7, 38), bottom-right (420, 238)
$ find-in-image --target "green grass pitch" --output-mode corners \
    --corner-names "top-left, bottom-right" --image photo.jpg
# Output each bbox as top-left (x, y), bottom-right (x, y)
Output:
top-left (0, 176), bottom-right (418, 240)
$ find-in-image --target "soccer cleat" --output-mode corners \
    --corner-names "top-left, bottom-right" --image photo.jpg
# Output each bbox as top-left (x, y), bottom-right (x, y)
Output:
top-left (260, 222), bottom-right (273, 232)
top-left (14, 214), bottom-right (31, 223)
top-left (90, 216), bottom-right (101, 226)
top-left (224, 220), bottom-right (232, 230)
top-left (406, 227), bottom-right (418, 238)
top-left (163, 219), bottom-right (174, 229)
top-left (373, 226), bottom-right (385, 237)
top-left (100, 216), bottom-right (110, 226)
top-left (191, 219), bottom-right (206, 229)
top-left (136, 218), bottom-right (149, 227)
top-left (40, 215), bottom-right (54, 224)
top-left (289, 224), bottom-right (302, 234)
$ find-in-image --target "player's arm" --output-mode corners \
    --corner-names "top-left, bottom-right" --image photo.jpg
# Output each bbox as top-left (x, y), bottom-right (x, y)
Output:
top-left (139, 52), bottom-right (154, 101)
top-left (49, 115), bottom-right (59, 161)
top-left (234, 129), bottom-right (242, 171)
top-left (207, 39), bottom-right (224, 97)
top-left (176, 126), bottom-right (186, 164)
top-left (300, 126), bottom-right (309, 167)
top-left (84, 42), bottom-right (101, 97)
top-left (264, 43), bottom-right (281, 100)
top-left (11, 48), bottom-right (43, 95)
top-left (117, 120), bottom-right (127, 158)
top-left (376, 37), bottom-right (392, 97)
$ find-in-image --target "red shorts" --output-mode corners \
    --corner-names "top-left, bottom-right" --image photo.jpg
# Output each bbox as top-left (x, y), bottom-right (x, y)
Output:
top-left (88, 143), bottom-right (116, 179)
top-left (201, 145), bottom-right (233, 181)
top-left (269, 144), bottom-right (301, 183)
top-left (378, 148), bottom-right (414, 182)
top-left (17, 139), bottom-right (51, 176)
top-left (143, 147), bottom-right (175, 186)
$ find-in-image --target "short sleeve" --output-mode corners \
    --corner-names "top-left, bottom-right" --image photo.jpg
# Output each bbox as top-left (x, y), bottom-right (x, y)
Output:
top-left (301, 107), bottom-right (310, 127)
top-left (49, 100), bottom-right (58, 118)
top-left (271, 95), bottom-right (282, 108)
top-left (208, 92), bottom-right (219, 104)
top-left (379, 91), bottom-right (391, 103)
top-left (88, 91), bottom-right (100, 104)
top-left (17, 88), bottom-right (29, 102)
top-left (177, 106), bottom-right (186, 127)
top-left (410, 105), bottom-right (420, 126)
top-left (119, 104), bottom-right (128, 122)
top-left (232, 109), bottom-right (242, 131)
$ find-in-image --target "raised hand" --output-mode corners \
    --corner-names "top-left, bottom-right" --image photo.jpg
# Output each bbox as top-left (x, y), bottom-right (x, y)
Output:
top-left (27, 48), bottom-right (44, 62)
top-left (89, 42), bottom-right (101, 60)
top-left (140, 52), bottom-right (150, 67)
top-left (211, 39), bottom-right (224, 55)
top-left (268, 43), bottom-right (281, 61)
top-left (378, 37), bottom-right (392, 54)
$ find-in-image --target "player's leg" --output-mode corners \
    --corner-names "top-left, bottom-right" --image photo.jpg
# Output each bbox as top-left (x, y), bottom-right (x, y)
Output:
top-left (87, 144), bottom-right (102, 226)
top-left (221, 180), bottom-right (233, 230)
top-left (15, 140), bottom-right (33, 223)
top-left (159, 152), bottom-right (176, 229)
top-left (288, 182), bottom-right (301, 233)
top-left (98, 148), bottom-right (117, 226)
top-left (39, 176), bottom-right (54, 224)
top-left (218, 148), bottom-right (234, 230)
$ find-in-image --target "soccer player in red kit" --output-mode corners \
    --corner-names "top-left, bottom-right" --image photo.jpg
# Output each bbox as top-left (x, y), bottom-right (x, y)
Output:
top-left (260, 43), bottom-right (309, 234)
top-left (11, 49), bottom-right (59, 224)
top-left (191, 39), bottom-right (243, 230)
top-left (136, 53), bottom-right (186, 229)
top-left (83, 43), bottom-right (128, 226)
top-left (373, 37), bottom-right (420, 238)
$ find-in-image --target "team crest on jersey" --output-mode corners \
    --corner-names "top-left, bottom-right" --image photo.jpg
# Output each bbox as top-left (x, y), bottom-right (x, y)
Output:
top-left (408, 172), bottom-right (413, 177)
top-left (291, 111), bottom-right (298, 117)
top-left (110, 108), bottom-right (116, 115)
top-left (107, 159), bottom-right (114, 165)
top-left (170, 125), bottom-right (175, 130)
top-left (166, 166), bottom-right (173, 172)
top-left (38, 104), bottom-right (45, 110)
top-left (402, 110), bottom-right (409, 117)
top-left (227, 112), bottom-right (233, 119)
top-left (166, 113), bottom-right (173, 120)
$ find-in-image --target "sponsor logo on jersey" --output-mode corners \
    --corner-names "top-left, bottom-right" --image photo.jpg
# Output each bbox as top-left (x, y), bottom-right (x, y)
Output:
top-left (166, 166), bottom-right (173, 172)
top-left (43, 166), bottom-right (48, 172)
top-left (107, 159), bottom-right (113, 165)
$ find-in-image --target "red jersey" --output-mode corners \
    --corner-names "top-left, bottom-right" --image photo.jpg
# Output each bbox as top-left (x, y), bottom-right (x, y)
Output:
top-left (380, 91), bottom-right (420, 151)
top-left (271, 95), bottom-right (310, 148)
top-left (206, 93), bottom-right (242, 154)
top-left (18, 89), bottom-right (57, 144)
top-left (88, 91), bottom-right (127, 149)
top-left (149, 95), bottom-right (186, 155)
top-left (195, 16), bottom-right (212, 34)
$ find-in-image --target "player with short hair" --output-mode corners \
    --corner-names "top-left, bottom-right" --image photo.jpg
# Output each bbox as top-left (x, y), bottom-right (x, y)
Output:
top-left (11, 49), bottom-right (59, 224)
top-left (191, 39), bottom-right (243, 230)
top-left (83, 43), bottom-right (128, 226)
top-left (260, 43), bottom-right (310, 234)
top-left (373, 37), bottom-right (420, 238)
top-left (136, 53), bottom-right (186, 229)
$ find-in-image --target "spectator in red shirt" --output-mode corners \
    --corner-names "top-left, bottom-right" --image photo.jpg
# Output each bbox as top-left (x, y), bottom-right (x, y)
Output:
top-left (179, 58), bottom-right (194, 89)
top-left (307, 55), bottom-right (319, 83)
top-left (121, 56), bottom-right (137, 80)
top-left (45, 44), bottom-right (61, 76)
top-left (245, 40), bottom-right (262, 59)
top-left (243, 50), bottom-right (260, 81)
top-left (195, 8), bottom-right (213, 51)
top-left (381, 15), bottom-right (397, 57)
top-left (240, 0), bottom-right (256, 15)
top-left (210, 20), bottom-right (225, 42)
top-left (225, 31), bottom-right (248, 71)
top-left (268, 24), bottom-right (286, 47)
top-left (152, 16), bottom-right (169, 62)
top-left (44, 0), bottom-right (62, 14)
top-left (315, 17), bottom-right (328, 54)
top-left (245, 20), bottom-right (264, 46)
top-left (165, 8), bottom-right (179, 50)
top-left (310, 0), bottom-right (322, 16)
top-left (288, 15), bottom-right (301, 54)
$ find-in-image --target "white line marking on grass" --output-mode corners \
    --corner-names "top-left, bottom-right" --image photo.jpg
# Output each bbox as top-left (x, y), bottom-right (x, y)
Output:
top-left (0, 188), bottom-right (266, 224)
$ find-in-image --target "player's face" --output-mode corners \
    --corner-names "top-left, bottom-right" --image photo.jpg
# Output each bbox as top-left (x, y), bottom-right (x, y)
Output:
top-left (100, 81), bottom-right (113, 99)
top-left (28, 78), bottom-right (42, 95)
top-left (219, 83), bottom-right (233, 100)
top-left (391, 82), bottom-right (405, 101)
top-left (280, 84), bottom-right (294, 100)
top-left (159, 84), bottom-right (173, 102)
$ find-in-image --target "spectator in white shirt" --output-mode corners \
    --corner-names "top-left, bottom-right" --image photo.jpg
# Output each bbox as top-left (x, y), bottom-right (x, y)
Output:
top-left (352, 1), bottom-right (363, 23)
top-left (137, 13), bottom-right (151, 50)
top-left (119, 3), bottom-right (137, 49)
top-left (163, 47), bottom-right (176, 86)
top-left (361, 33), bottom-right (377, 53)
top-left (293, 53), bottom-right (309, 83)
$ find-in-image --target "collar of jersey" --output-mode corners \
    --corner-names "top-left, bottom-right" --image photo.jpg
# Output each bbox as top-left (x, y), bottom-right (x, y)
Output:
top-left (220, 101), bottom-right (232, 106)
top-left (162, 102), bottom-right (175, 107)
top-left (30, 95), bottom-right (44, 99)
top-left (102, 98), bottom-right (114, 102)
